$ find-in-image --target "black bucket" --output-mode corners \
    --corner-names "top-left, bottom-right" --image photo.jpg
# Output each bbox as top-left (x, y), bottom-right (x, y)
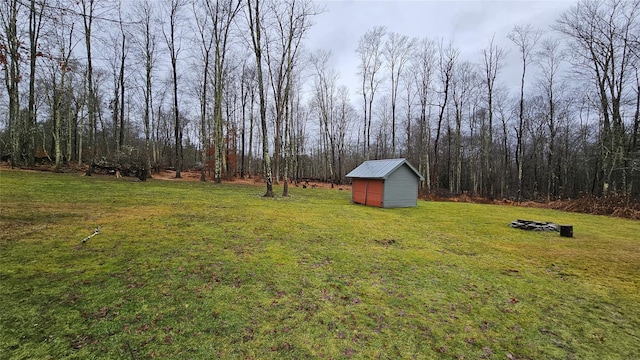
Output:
top-left (560, 225), bottom-right (573, 237)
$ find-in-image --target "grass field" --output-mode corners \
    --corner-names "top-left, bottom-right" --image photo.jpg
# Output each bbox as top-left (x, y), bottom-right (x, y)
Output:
top-left (1, 169), bottom-right (639, 359)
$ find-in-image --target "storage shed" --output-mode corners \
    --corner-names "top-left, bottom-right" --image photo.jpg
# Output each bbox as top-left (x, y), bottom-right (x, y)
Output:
top-left (346, 158), bottom-right (424, 208)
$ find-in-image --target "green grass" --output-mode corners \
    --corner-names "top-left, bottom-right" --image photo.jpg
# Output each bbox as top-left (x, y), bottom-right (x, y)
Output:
top-left (1, 169), bottom-right (639, 359)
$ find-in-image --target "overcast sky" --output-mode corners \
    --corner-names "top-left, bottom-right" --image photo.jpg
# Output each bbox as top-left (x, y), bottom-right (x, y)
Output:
top-left (305, 0), bottom-right (578, 97)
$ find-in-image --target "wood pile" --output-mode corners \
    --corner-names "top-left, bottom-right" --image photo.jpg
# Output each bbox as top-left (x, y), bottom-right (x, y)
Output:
top-left (509, 219), bottom-right (559, 231)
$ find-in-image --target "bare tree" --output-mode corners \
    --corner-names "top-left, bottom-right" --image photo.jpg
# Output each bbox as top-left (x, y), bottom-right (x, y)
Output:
top-left (433, 41), bottom-right (458, 191)
top-left (451, 61), bottom-right (478, 195)
top-left (162, 0), bottom-right (186, 178)
top-left (264, 0), bottom-right (316, 195)
top-left (402, 58), bottom-right (416, 160)
top-left (197, 0), bottom-right (242, 183)
top-left (383, 32), bottom-right (415, 157)
top-left (192, 0), bottom-right (212, 181)
top-left (239, 58), bottom-right (256, 178)
top-left (109, 0), bottom-right (128, 155)
top-left (480, 35), bottom-right (506, 198)
top-left (246, 0), bottom-right (274, 196)
top-left (556, 0), bottom-right (640, 194)
top-left (632, 23), bottom-right (640, 155)
top-left (536, 37), bottom-right (566, 199)
top-left (336, 85), bottom-right (354, 182)
top-left (494, 88), bottom-right (511, 197)
top-left (311, 49), bottom-right (339, 187)
top-left (412, 37), bottom-right (437, 189)
top-left (291, 80), bottom-right (309, 183)
top-left (43, 1), bottom-right (77, 171)
top-left (508, 24), bottom-right (542, 201)
top-left (633, 67), bottom-right (640, 153)
top-left (282, 69), bottom-right (309, 194)
top-left (356, 26), bottom-right (386, 160)
top-left (133, 0), bottom-right (157, 178)
top-left (79, 0), bottom-right (99, 170)
top-left (26, 0), bottom-right (46, 165)
top-left (1, 0), bottom-right (21, 167)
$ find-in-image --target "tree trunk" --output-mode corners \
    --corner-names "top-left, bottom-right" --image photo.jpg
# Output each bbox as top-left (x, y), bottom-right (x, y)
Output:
top-left (54, 84), bottom-right (63, 171)
top-left (282, 87), bottom-right (292, 197)
top-left (3, 0), bottom-right (20, 167)
top-left (28, 0), bottom-right (44, 166)
top-left (248, 0), bottom-right (273, 197)
top-left (118, 32), bottom-right (126, 153)
top-left (164, 0), bottom-right (183, 178)
top-left (82, 0), bottom-right (97, 166)
top-left (141, 0), bottom-right (154, 179)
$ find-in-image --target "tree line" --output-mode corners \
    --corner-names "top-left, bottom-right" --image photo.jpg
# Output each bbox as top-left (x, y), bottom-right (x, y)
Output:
top-left (1, 0), bottom-right (639, 199)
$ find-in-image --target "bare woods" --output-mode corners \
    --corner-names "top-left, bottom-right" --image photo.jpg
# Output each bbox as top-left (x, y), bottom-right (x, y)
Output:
top-left (1, 0), bottom-right (639, 200)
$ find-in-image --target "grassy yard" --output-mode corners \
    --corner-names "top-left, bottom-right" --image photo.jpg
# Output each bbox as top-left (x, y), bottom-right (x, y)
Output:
top-left (1, 169), bottom-right (639, 359)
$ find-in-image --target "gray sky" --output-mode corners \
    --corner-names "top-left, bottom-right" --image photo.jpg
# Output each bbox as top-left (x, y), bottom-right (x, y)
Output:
top-left (305, 0), bottom-right (578, 96)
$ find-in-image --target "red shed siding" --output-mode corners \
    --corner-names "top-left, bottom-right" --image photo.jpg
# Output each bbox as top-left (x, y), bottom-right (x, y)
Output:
top-left (352, 179), bottom-right (367, 204)
top-left (351, 178), bottom-right (384, 207)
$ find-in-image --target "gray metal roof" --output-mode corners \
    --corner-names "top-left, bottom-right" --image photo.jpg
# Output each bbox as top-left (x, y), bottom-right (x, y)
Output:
top-left (346, 158), bottom-right (424, 180)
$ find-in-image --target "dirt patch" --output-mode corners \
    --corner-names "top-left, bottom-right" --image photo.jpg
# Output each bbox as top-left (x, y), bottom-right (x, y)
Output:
top-left (153, 169), bottom-right (203, 181)
top-left (140, 169), bottom-right (353, 191)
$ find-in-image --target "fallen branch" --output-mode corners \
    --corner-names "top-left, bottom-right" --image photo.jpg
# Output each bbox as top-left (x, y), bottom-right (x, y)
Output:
top-left (82, 227), bottom-right (101, 243)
